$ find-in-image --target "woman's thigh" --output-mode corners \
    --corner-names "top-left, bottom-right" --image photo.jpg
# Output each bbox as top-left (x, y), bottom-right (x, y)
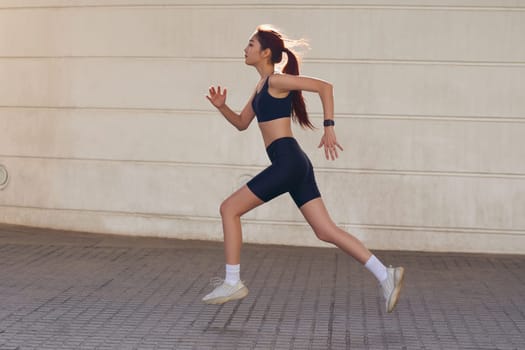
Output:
top-left (298, 197), bottom-right (335, 233)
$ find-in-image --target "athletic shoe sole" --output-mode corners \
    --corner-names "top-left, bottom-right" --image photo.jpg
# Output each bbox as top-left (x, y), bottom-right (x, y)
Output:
top-left (203, 286), bottom-right (249, 305)
top-left (387, 267), bottom-right (405, 313)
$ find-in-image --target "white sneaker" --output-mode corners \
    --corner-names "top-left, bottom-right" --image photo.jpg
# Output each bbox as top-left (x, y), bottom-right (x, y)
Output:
top-left (380, 266), bottom-right (405, 313)
top-left (202, 278), bottom-right (249, 305)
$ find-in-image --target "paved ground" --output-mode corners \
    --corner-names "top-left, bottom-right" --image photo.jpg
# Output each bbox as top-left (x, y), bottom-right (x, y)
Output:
top-left (0, 224), bottom-right (523, 350)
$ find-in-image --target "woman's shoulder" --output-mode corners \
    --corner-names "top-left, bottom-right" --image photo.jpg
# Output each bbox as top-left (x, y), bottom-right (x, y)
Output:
top-left (270, 74), bottom-right (328, 93)
top-left (268, 73), bottom-right (308, 92)
top-left (268, 72), bottom-right (295, 86)
top-left (268, 72), bottom-right (305, 83)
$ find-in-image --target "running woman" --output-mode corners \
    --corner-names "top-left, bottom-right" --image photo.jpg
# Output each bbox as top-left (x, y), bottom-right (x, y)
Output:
top-left (203, 25), bottom-right (404, 313)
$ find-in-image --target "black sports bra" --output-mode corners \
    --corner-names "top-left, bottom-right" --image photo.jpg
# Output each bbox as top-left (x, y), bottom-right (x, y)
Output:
top-left (251, 76), bottom-right (293, 123)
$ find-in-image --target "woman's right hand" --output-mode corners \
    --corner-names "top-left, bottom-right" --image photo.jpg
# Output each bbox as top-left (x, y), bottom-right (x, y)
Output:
top-left (206, 85), bottom-right (227, 109)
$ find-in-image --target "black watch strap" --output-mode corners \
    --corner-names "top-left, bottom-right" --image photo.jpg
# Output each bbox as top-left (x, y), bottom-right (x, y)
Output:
top-left (323, 119), bottom-right (335, 127)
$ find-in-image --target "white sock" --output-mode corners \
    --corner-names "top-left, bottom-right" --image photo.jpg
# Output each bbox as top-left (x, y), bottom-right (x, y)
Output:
top-left (364, 255), bottom-right (388, 283)
top-left (225, 264), bottom-right (240, 285)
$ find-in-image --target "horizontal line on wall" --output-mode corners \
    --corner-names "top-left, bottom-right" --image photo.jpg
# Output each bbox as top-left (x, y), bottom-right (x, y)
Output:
top-left (308, 58), bottom-right (525, 67)
top-left (1, 204), bottom-right (523, 238)
top-left (326, 112), bottom-right (525, 124)
top-left (0, 3), bottom-right (524, 12)
top-left (1, 56), bottom-right (524, 67)
top-left (2, 154), bottom-right (525, 180)
top-left (1, 106), bottom-right (524, 124)
top-left (245, 218), bottom-right (525, 238)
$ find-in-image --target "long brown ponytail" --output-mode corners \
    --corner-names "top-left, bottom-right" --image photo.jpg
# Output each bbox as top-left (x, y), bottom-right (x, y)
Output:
top-left (255, 26), bottom-right (314, 129)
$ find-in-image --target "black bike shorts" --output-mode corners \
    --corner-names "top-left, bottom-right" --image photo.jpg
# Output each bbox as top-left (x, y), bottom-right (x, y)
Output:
top-left (247, 137), bottom-right (321, 208)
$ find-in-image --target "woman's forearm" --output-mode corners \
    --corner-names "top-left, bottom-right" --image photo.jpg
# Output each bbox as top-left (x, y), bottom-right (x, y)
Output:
top-left (218, 104), bottom-right (246, 131)
top-left (319, 83), bottom-right (334, 121)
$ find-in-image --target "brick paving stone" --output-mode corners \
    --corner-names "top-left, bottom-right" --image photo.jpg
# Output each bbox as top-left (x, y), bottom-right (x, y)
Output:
top-left (0, 224), bottom-right (524, 349)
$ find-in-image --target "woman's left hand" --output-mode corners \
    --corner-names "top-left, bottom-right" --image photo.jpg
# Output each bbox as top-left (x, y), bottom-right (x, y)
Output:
top-left (318, 127), bottom-right (344, 160)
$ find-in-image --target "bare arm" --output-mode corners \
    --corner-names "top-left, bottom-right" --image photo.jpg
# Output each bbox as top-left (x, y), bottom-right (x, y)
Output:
top-left (269, 74), bottom-right (334, 121)
top-left (206, 86), bottom-right (256, 131)
top-left (269, 74), bottom-right (343, 160)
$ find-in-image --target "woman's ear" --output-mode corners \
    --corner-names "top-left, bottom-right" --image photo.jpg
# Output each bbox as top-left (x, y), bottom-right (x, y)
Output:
top-left (261, 48), bottom-right (272, 60)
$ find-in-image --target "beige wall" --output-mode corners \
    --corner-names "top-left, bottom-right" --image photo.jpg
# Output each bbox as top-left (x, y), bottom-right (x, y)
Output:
top-left (1, 0), bottom-right (524, 254)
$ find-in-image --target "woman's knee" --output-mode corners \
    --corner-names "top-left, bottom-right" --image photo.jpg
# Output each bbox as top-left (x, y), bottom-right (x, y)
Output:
top-left (220, 197), bottom-right (240, 218)
top-left (313, 224), bottom-right (337, 243)
top-left (219, 199), bottom-right (230, 218)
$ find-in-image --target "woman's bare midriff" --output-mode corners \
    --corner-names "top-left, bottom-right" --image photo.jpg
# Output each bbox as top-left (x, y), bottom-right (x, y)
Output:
top-left (258, 117), bottom-right (294, 147)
